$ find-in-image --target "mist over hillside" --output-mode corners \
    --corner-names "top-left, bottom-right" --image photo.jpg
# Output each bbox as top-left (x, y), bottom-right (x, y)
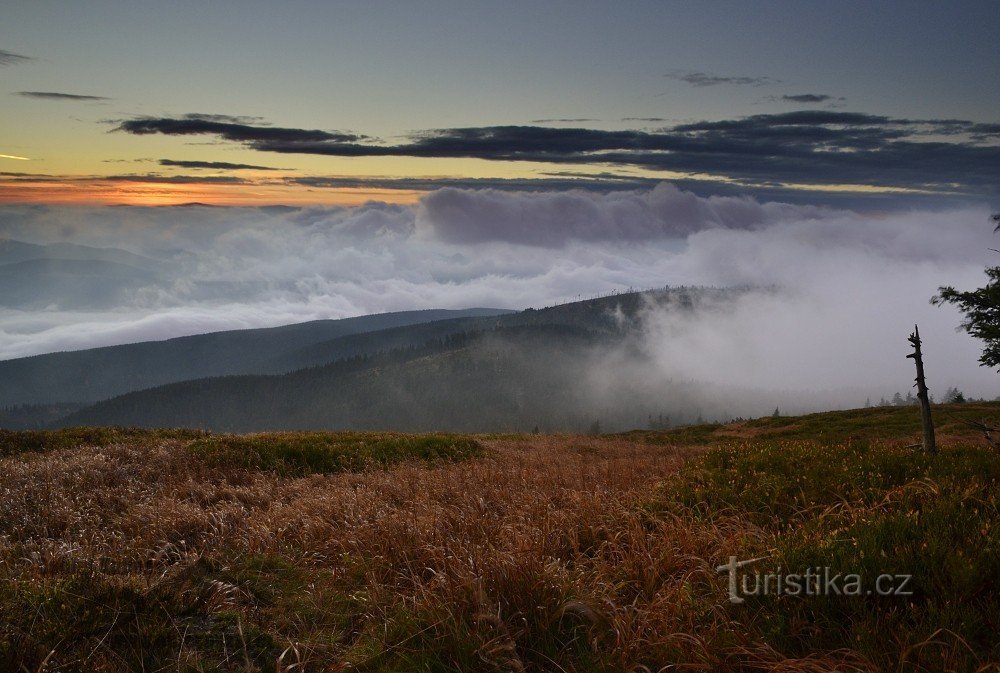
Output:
top-left (60, 287), bottom-right (869, 433)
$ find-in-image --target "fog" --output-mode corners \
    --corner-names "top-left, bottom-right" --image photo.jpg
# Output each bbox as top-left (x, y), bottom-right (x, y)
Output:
top-left (0, 183), bottom-right (996, 406)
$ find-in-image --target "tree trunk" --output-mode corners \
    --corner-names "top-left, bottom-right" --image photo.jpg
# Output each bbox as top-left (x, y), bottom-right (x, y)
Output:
top-left (906, 324), bottom-right (937, 455)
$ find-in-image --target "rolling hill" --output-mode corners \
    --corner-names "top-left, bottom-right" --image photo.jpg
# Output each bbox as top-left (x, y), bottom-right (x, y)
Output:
top-left (0, 308), bottom-right (513, 409)
top-left (59, 287), bottom-right (750, 432)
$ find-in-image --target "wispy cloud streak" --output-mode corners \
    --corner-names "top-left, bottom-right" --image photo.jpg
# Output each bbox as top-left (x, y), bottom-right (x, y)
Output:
top-left (665, 69), bottom-right (779, 87)
top-left (16, 91), bottom-right (109, 101)
top-left (159, 159), bottom-right (282, 171)
top-left (0, 49), bottom-right (32, 66)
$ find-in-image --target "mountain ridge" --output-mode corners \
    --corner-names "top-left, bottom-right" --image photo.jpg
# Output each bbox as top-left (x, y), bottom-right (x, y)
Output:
top-left (56, 287), bottom-right (751, 433)
top-left (0, 307), bottom-right (514, 407)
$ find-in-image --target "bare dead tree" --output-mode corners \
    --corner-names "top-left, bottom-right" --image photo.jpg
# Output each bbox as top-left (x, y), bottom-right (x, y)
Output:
top-left (906, 324), bottom-right (937, 455)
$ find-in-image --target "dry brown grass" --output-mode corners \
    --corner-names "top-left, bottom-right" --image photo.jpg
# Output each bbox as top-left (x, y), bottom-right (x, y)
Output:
top-left (0, 428), bottom-right (994, 672)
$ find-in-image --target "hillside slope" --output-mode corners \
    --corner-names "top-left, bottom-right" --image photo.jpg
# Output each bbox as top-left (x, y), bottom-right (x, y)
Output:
top-left (0, 307), bottom-right (511, 407)
top-left (60, 287), bottom-right (748, 432)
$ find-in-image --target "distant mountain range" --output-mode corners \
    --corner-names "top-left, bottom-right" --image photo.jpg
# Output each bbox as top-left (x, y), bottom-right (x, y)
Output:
top-left (1, 287), bottom-right (752, 432)
top-left (0, 239), bottom-right (163, 269)
top-left (0, 238), bottom-right (166, 309)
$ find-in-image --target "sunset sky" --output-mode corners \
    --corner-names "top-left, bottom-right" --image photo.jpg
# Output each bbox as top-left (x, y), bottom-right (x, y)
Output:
top-left (2, 0), bottom-right (998, 207)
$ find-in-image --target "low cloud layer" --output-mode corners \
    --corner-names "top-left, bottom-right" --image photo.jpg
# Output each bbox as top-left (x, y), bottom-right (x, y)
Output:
top-left (416, 183), bottom-right (829, 245)
top-left (0, 183), bottom-right (996, 404)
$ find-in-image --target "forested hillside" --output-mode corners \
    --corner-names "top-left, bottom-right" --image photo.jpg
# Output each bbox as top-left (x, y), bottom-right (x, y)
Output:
top-left (61, 287), bottom-right (756, 432)
top-left (0, 308), bottom-right (512, 407)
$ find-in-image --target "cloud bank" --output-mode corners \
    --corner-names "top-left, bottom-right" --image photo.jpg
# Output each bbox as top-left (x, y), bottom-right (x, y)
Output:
top-left (415, 183), bottom-right (830, 246)
top-left (0, 183), bottom-right (996, 404)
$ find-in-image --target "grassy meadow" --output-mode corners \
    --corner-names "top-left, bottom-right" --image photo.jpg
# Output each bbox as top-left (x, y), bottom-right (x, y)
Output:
top-left (0, 404), bottom-right (997, 672)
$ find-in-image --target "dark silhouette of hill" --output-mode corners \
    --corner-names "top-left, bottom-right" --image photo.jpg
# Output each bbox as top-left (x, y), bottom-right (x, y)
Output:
top-left (59, 325), bottom-right (613, 432)
top-left (0, 308), bottom-right (513, 407)
top-left (59, 287), bottom-right (749, 433)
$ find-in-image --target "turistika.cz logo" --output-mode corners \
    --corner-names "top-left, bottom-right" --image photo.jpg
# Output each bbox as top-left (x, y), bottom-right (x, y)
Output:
top-left (716, 556), bottom-right (914, 604)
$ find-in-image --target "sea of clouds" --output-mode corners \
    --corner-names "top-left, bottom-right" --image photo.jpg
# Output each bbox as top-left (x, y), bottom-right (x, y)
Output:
top-left (0, 182), bottom-right (995, 401)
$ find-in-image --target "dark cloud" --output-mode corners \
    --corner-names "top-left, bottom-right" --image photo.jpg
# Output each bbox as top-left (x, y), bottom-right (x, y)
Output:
top-left (15, 91), bottom-right (110, 101)
top-left (114, 111), bottom-right (1000, 197)
top-left (105, 174), bottom-right (248, 184)
top-left (180, 113), bottom-right (267, 125)
top-left (0, 171), bottom-right (249, 186)
top-left (288, 174), bottom-right (660, 193)
top-left (159, 159), bottom-right (282, 171)
top-left (780, 94), bottom-right (839, 104)
top-left (0, 171), bottom-right (50, 179)
top-left (531, 118), bottom-right (600, 123)
top-left (0, 49), bottom-right (32, 66)
top-left (666, 70), bottom-right (779, 87)
top-left (671, 110), bottom-right (892, 130)
top-left (622, 117), bottom-right (668, 122)
top-left (116, 114), bottom-right (364, 144)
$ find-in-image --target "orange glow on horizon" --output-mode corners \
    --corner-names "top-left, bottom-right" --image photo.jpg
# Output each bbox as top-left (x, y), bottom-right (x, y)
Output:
top-left (0, 170), bottom-right (941, 208)
top-left (0, 178), bottom-right (426, 207)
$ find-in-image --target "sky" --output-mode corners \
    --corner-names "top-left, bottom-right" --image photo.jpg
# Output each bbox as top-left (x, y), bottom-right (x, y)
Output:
top-left (1, 0), bottom-right (998, 206)
top-left (1, 1), bottom-right (999, 402)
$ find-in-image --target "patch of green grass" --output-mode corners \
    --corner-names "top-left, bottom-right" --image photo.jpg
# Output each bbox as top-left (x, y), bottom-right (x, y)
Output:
top-left (0, 562), bottom-right (281, 671)
top-left (738, 402), bottom-right (1000, 443)
top-left (652, 437), bottom-right (1000, 671)
top-left (661, 438), bottom-right (999, 525)
top-left (625, 401), bottom-right (1000, 447)
top-left (0, 426), bottom-right (208, 457)
top-left (187, 431), bottom-right (485, 476)
top-left (618, 423), bottom-right (724, 446)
